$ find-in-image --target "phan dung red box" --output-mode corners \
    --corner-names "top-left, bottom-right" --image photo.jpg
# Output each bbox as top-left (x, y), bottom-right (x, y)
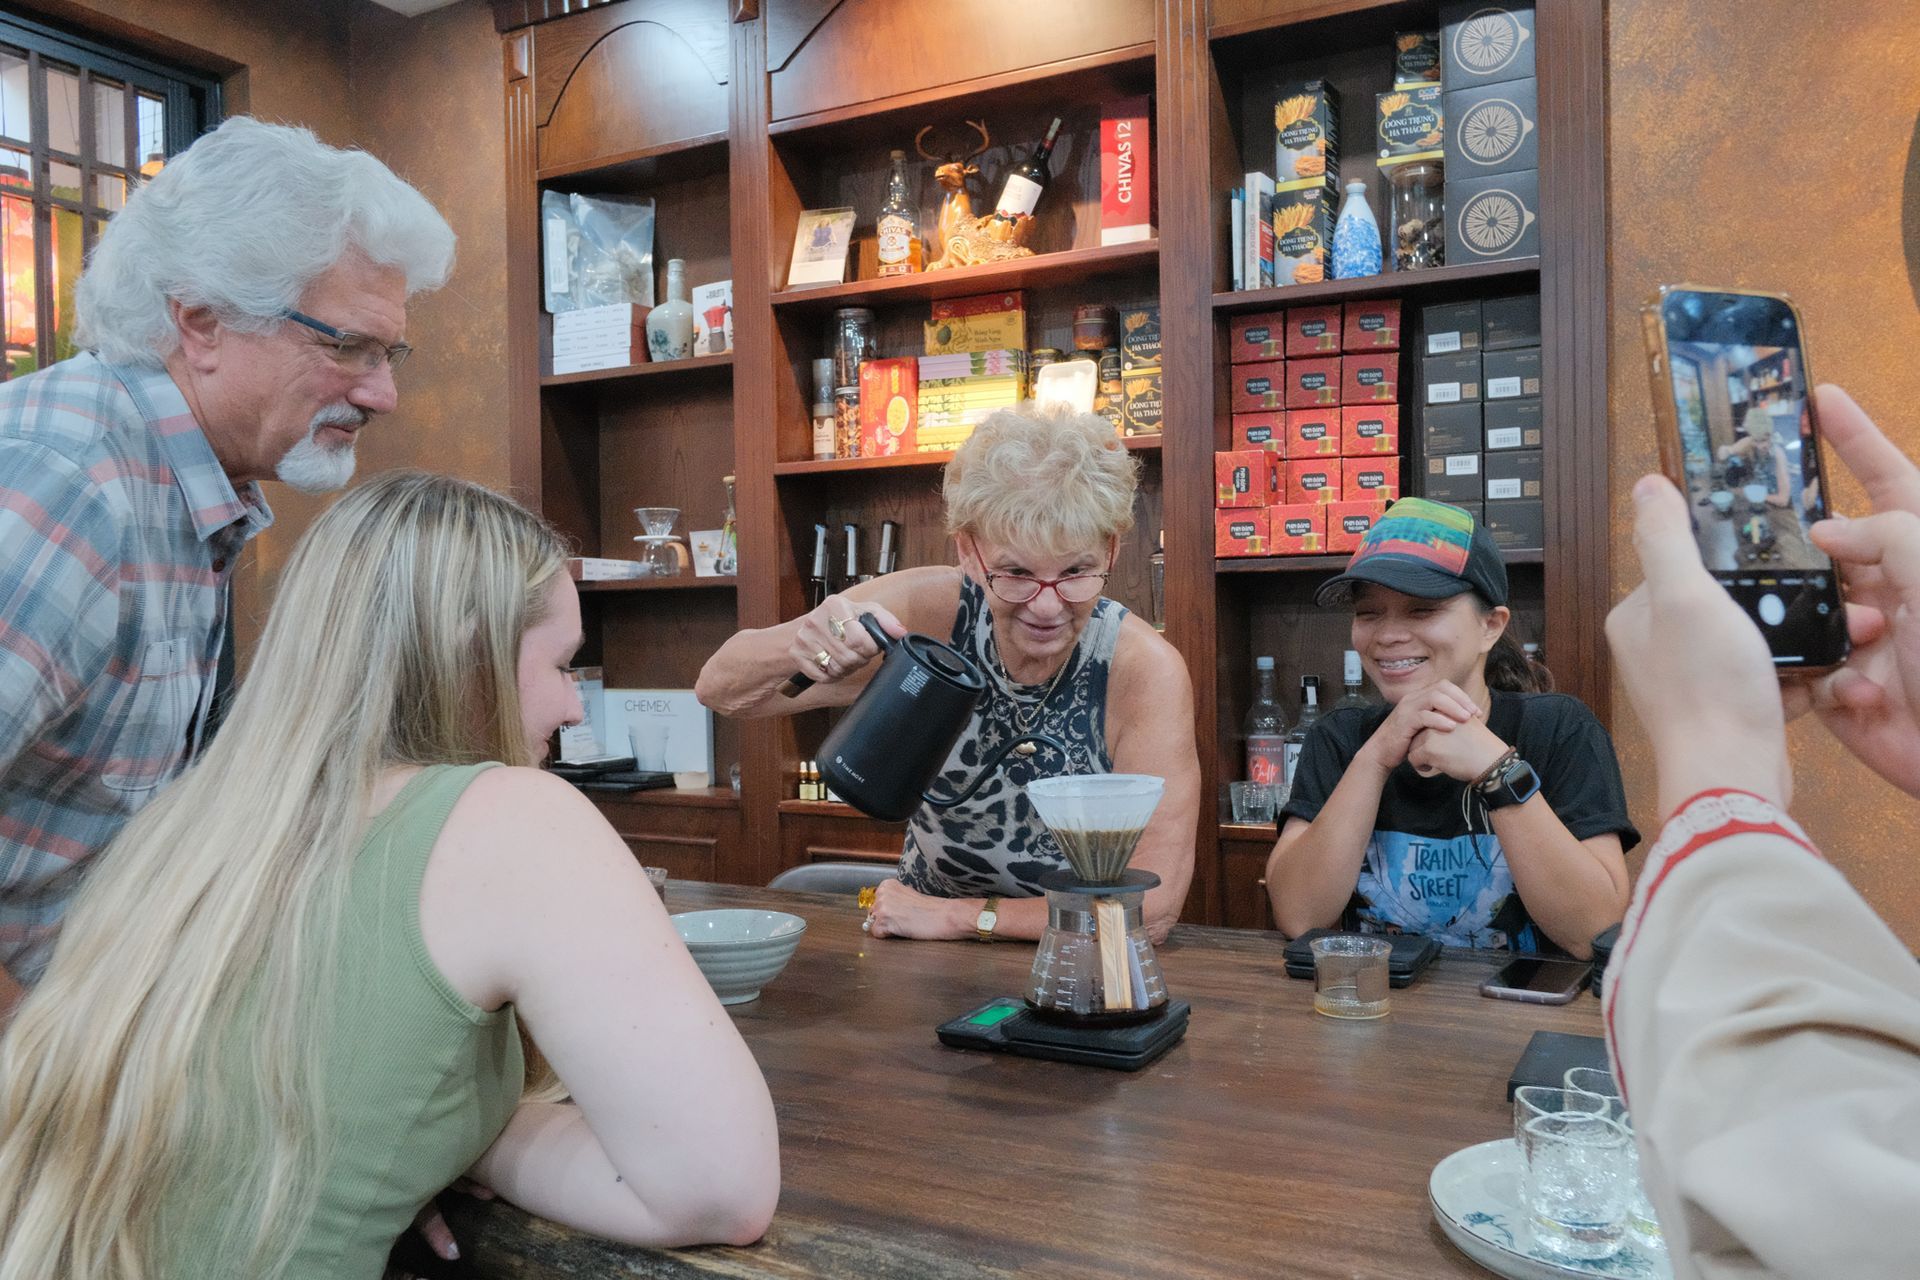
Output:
top-left (1285, 408), bottom-right (1342, 456)
top-left (1343, 299), bottom-right (1402, 352)
top-left (1286, 355), bottom-right (1343, 409)
top-left (1216, 449), bottom-right (1279, 508)
top-left (1286, 456), bottom-right (1343, 505)
top-left (1285, 304), bottom-right (1343, 356)
top-left (1341, 404), bottom-right (1400, 455)
top-left (1215, 507), bottom-right (1270, 557)
top-left (1340, 350), bottom-right (1399, 404)
top-left (1326, 498), bottom-right (1388, 553)
top-left (1342, 455), bottom-right (1401, 503)
top-left (1268, 503), bottom-right (1326, 555)
top-left (1232, 412), bottom-right (1287, 453)
top-left (1230, 359), bottom-right (1288, 412)
top-left (1229, 310), bottom-right (1287, 363)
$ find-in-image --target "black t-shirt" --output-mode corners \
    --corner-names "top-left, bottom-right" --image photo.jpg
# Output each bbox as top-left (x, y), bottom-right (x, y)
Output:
top-left (1280, 691), bottom-right (1639, 952)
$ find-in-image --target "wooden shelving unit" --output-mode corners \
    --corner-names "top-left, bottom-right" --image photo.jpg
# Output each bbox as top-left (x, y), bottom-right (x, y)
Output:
top-left (1211, 258), bottom-right (1540, 313)
top-left (576, 576), bottom-right (739, 593)
top-left (773, 435), bottom-right (1160, 477)
top-left (770, 241), bottom-right (1160, 311)
top-left (541, 353), bottom-right (733, 388)
top-left (1216, 549), bottom-right (1544, 574)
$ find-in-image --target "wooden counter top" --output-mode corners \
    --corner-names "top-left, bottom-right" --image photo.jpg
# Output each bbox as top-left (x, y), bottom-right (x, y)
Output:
top-left (437, 880), bottom-right (1602, 1279)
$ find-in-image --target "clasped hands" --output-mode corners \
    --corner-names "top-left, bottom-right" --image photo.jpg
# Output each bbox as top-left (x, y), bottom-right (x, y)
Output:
top-left (1365, 682), bottom-right (1510, 786)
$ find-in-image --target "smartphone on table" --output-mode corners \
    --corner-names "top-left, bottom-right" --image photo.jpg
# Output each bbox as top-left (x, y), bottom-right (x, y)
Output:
top-left (1480, 956), bottom-right (1591, 1005)
top-left (1641, 286), bottom-right (1849, 671)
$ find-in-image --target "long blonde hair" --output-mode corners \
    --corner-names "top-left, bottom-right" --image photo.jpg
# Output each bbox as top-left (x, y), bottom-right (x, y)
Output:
top-left (0, 471), bottom-right (568, 1280)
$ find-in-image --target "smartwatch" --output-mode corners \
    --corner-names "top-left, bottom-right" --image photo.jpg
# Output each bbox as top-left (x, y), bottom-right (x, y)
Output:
top-left (975, 896), bottom-right (1001, 942)
top-left (1480, 755), bottom-right (1542, 811)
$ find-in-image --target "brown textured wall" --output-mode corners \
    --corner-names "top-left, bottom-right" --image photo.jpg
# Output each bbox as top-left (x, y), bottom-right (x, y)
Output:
top-left (1609, 0), bottom-right (1920, 941)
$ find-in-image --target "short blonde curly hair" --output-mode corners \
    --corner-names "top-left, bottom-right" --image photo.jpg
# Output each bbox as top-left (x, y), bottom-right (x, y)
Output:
top-left (942, 403), bottom-right (1139, 557)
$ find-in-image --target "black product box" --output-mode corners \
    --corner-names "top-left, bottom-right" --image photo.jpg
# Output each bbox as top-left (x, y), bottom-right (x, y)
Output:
top-left (1393, 31), bottom-right (1441, 86)
top-left (1441, 1), bottom-right (1537, 90)
top-left (1420, 402), bottom-right (1483, 455)
top-left (1482, 293), bottom-right (1542, 349)
top-left (1484, 447), bottom-right (1543, 500)
top-left (1485, 497), bottom-right (1545, 550)
top-left (1423, 451), bottom-right (1484, 502)
top-left (1421, 300), bottom-right (1482, 355)
top-left (1447, 168), bottom-right (1540, 264)
top-left (1423, 352), bottom-right (1482, 405)
top-left (1483, 397), bottom-right (1543, 450)
top-left (1444, 77), bottom-right (1539, 180)
top-left (1482, 346), bottom-right (1543, 400)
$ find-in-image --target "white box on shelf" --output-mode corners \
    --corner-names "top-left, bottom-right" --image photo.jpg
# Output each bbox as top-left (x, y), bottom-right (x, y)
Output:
top-left (552, 350), bottom-right (635, 376)
top-left (566, 556), bottom-right (647, 580)
top-left (558, 667), bottom-right (607, 763)
top-left (605, 688), bottom-right (713, 776)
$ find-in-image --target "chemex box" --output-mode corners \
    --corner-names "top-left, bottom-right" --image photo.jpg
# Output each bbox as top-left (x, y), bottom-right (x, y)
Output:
top-left (1327, 499), bottom-right (1388, 553)
top-left (1447, 168), bottom-right (1540, 264)
top-left (1268, 503), bottom-right (1326, 555)
top-left (1286, 304), bottom-right (1343, 356)
top-left (1419, 401), bottom-right (1483, 456)
top-left (1422, 299), bottom-right (1483, 354)
top-left (1375, 84), bottom-right (1443, 165)
top-left (1484, 497), bottom-right (1544, 551)
top-left (1343, 299), bottom-right (1401, 351)
top-left (1232, 412), bottom-right (1286, 453)
top-left (1424, 352), bottom-right (1483, 404)
top-left (1286, 408), bottom-right (1343, 456)
top-left (1483, 397), bottom-right (1543, 450)
top-left (1343, 404), bottom-right (1400, 455)
top-left (1273, 80), bottom-right (1340, 186)
top-left (1441, 1), bottom-right (1537, 90)
top-left (1215, 508), bottom-right (1270, 557)
top-left (1423, 451), bottom-right (1484, 502)
top-left (1229, 310), bottom-right (1287, 363)
top-left (1230, 359), bottom-right (1288, 411)
top-left (1444, 77), bottom-right (1538, 180)
top-left (1341, 351), bottom-right (1398, 404)
top-left (1484, 447), bottom-right (1543, 500)
top-left (1271, 178), bottom-right (1337, 287)
top-left (1286, 457), bottom-right (1343, 505)
top-left (1216, 449), bottom-right (1279, 507)
top-left (1343, 455), bottom-right (1402, 504)
top-left (1482, 346), bottom-right (1542, 400)
top-left (1287, 354), bottom-right (1343, 408)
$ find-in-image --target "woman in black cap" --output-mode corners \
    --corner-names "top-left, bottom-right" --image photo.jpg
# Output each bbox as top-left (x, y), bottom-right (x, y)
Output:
top-left (1263, 498), bottom-right (1637, 957)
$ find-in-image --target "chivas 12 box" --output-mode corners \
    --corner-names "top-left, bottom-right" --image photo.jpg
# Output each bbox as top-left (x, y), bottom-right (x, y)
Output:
top-left (1100, 97), bottom-right (1154, 246)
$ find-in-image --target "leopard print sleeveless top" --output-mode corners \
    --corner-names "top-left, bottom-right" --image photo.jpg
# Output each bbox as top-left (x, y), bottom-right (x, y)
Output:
top-left (896, 576), bottom-right (1124, 899)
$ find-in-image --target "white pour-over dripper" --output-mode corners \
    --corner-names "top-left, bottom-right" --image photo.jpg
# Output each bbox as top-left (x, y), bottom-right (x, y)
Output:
top-left (1026, 774), bottom-right (1166, 884)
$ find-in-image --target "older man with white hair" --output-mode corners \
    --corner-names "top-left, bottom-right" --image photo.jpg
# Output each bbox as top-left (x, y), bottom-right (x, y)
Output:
top-left (0, 115), bottom-right (455, 1008)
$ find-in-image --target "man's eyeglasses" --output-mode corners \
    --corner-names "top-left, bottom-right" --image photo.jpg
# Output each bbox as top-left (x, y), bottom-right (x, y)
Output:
top-left (983, 569), bottom-right (1110, 606)
top-left (283, 310), bottom-right (413, 373)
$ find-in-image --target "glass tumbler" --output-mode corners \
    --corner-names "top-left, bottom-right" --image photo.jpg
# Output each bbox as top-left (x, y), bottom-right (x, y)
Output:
top-left (1229, 780), bottom-right (1277, 824)
top-left (1389, 159), bottom-right (1445, 271)
top-left (1512, 1085), bottom-right (1631, 1261)
top-left (1566, 1067), bottom-right (1664, 1255)
top-left (1310, 934), bottom-right (1391, 1019)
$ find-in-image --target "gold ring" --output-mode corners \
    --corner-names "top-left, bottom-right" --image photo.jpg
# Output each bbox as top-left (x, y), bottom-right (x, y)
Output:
top-left (815, 649), bottom-right (832, 672)
top-left (829, 614), bottom-right (847, 640)
top-left (856, 885), bottom-right (877, 911)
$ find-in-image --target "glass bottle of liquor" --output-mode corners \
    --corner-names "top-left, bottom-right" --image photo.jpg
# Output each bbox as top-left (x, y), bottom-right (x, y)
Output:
top-left (876, 149), bottom-right (921, 277)
top-left (993, 117), bottom-right (1063, 228)
top-left (1282, 675), bottom-right (1322, 801)
top-left (1336, 649), bottom-right (1372, 711)
top-left (1244, 656), bottom-right (1288, 789)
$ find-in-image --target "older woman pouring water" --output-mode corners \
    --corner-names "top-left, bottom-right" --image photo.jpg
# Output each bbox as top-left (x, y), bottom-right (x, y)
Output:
top-left (697, 405), bottom-right (1198, 943)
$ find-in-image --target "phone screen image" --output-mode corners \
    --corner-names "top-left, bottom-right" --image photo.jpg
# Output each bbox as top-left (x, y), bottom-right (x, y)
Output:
top-left (1490, 958), bottom-right (1589, 996)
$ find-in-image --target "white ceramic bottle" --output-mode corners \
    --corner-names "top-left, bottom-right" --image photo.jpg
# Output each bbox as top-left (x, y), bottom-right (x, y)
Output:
top-left (645, 257), bottom-right (695, 361)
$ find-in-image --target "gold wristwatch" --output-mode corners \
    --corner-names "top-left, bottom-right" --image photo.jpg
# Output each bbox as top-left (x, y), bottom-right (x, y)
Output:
top-left (975, 896), bottom-right (1001, 942)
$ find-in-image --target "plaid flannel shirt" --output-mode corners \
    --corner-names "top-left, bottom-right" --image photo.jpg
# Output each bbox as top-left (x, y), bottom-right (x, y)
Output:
top-left (0, 353), bottom-right (272, 998)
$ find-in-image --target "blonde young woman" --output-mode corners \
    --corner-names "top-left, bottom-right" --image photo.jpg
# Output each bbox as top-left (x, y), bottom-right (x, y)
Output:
top-left (698, 405), bottom-right (1199, 943)
top-left (0, 473), bottom-right (778, 1280)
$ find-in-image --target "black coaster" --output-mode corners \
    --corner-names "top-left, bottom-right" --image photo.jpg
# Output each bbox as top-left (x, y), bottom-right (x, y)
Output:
top-left (936, 997), bottom-right (1190, 1071)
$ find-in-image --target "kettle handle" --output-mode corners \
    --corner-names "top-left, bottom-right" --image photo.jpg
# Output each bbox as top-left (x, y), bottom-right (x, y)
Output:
top-left (777, 612), bottom-right (897, 698)
top-left (920, 732), bottom-right (1076, 810)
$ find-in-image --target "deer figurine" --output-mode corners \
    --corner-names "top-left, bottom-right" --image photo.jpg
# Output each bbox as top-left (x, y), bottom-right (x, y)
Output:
top-left (915, 120), bottom-right (1037, 272)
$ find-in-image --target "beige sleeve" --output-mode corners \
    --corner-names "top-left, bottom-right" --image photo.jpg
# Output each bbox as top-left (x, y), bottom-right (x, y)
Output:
top-left (1604, 792), bottom-right (1920, 1279)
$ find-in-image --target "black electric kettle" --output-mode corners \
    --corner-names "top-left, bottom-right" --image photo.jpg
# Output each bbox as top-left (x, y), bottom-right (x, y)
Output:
top-left (786, 614), bottom-right (1069, 822)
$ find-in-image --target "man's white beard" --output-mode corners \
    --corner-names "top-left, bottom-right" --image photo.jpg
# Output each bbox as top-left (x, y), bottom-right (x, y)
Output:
top-left (275, 408), bottom-right (362, 492)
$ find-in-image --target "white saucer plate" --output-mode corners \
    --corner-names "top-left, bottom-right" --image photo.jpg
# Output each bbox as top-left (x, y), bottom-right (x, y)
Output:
top-left (1430, 1139), bottom-right (1671, 1280)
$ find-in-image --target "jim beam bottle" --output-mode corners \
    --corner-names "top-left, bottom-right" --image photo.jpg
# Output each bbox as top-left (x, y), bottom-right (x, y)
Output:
top-left (993, 117), bottom-right (1063, 234)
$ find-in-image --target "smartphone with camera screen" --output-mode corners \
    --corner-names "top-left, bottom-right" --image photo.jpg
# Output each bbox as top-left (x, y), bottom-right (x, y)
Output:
top-left (1480, 957), bottom-right (1591, 1005)
top-left (1642, 286), bottom-right (1849, 671)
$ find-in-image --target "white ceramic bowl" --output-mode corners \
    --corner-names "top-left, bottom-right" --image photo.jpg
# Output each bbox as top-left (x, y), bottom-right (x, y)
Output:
top-left (672, 909), bottom-right (807, 1005)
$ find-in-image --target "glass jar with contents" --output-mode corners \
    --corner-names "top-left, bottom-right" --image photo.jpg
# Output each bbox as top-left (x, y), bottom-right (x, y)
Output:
top-left (831, 307), bottom-right (876, 387)
top-left (1071, 304), bottom-right (1115, 352)
top-left (1389, 159), bottom-right (1444, 271)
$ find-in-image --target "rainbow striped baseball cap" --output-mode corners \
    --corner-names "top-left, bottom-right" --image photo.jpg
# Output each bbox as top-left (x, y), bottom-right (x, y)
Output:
top-left (1313, 497), bottom-right (1508, 607)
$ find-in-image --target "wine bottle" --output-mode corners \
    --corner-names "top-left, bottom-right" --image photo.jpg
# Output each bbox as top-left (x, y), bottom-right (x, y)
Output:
top-left (808, 523), bottom-right (830, 609)
top-left (994, 117), bottom-right (1063, 226)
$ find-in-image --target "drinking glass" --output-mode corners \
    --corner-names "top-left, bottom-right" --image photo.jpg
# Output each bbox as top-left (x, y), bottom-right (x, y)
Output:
top-left (1309, 935), bottom-right (1391, 1019)
top-left (1566, 1067), bottom-right (1664, 1254)
top-left (644, 866), bottom-right (669, 893)
top-left (1228, 781), bottom-right (1276, 824)
top-left (1512, 1085), bottom-right (1631, 1261)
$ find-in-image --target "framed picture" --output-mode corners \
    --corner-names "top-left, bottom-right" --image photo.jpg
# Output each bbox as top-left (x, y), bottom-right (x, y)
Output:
top-left (786, 208), bottom-right (856, 288)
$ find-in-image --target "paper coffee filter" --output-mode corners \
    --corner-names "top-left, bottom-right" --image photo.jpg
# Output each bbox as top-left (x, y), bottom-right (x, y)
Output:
top-left (1026, 774), bottom-right (1166, 883)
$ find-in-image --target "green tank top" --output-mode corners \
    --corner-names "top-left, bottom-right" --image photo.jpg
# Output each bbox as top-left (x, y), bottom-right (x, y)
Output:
top-left (172, 763), bottom-right (525, 1278)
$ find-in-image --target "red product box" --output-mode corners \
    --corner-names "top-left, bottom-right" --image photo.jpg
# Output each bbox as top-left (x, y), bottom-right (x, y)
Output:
top-left (1214, 508), bottom-right (1270, 557)
top-left (1285, 408), bottom-right (1342, 456)
top-left (1230, 359), bottom-right (1288, 412)
top-left (1216, 449), bottom-right (1279, 508)
top-left (1342, 299), bottom-right (1402, 352)
top-left (1286, 355), bottom-right (1343, 408)
top-left (857, 358), bottom-right (918, 457)
top-left (1342, 455), bottom-right (1401, 503)
top-left (1228, 311), bottom-right (1287, 364)
top-left (1231, 412), bottom-right (1286, 454)
top-left (1286, 304), bottom-right (1343, 356)
top-left (1326, 499), bottom-right (1388, 553)
top-left (1268, 503), bottom-right (1327, 555)
top-left (1286, 457), bottom-right (1343, 505)
top-left (1099, 96), bottom-right (1154, 247)
top-left (1341, 404), bottom-right (1400, 455)
top-left (1340, 351), bottom-right (1398, 404)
